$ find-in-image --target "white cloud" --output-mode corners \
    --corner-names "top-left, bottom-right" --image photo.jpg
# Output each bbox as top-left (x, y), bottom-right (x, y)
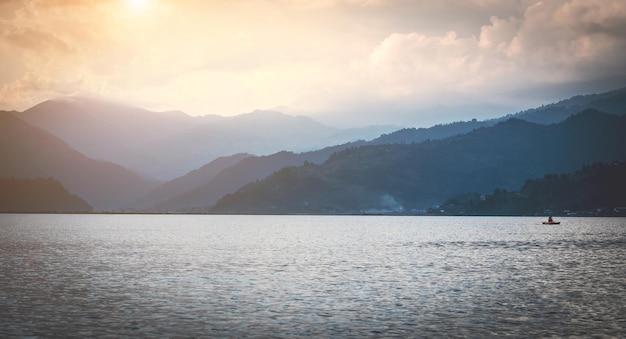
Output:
top-left (365, 31), bottom-right (479, 96)
top-left (478, 15), bottom-right (520, 51)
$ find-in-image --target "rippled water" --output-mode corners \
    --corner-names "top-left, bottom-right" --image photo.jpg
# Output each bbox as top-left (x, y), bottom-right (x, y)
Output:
top-left (1, 214), bottom-right (624, 337)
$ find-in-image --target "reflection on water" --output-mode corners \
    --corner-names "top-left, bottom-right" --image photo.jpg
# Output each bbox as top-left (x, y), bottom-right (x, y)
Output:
top-left (1, 215), bottom-right (624, 337)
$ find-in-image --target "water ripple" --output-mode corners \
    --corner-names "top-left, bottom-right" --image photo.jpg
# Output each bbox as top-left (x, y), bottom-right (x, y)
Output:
top-left (1, 215), bottom-right (624, 337)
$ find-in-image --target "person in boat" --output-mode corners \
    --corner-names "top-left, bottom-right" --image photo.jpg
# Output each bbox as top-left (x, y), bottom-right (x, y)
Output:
top-left (548, 216), bottom-right (553, 222)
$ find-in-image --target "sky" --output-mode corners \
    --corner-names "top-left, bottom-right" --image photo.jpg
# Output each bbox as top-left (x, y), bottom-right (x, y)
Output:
top-left (1, 0), bottom-right (626, 127)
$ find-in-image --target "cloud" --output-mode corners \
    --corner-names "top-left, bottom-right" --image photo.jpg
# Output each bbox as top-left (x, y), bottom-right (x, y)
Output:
top-left (334, 0), bottom-right (626, 114)
top-left (0, 0), bottom-right (625, 126)
top-left (365, 31), bottom-right (479, 96)
top-left (510, 1), bottom-right (626, 67)
top-left (478, 15), bottom-right (520, 50)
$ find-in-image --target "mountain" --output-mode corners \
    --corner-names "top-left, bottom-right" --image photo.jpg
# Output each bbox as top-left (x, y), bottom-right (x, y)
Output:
top-left (136, 153), bottom-right (252, 209)
top-left (370, 86), bottom-right (626, 145)
top-left (138, 87), bottom-right (626, 212)
top-left (0, 112), bottom-right (159, 211)
top-left (209, 109), bottom-right (626, 214)
top-left (511, 86), bottom-right (626, 124)
top-left (143, 142), bottom-right (365, 212)
top-left (369, 119), bottom-right (491, 145)
top-left (16, 87), bottom-right (624, 182)
top-left (17, 97), bottom-right (210, 180)
top-left (438, 161), bottom-right (626, 216)
top-left (17, 97), bottom-right (398, 180)
top-left (8, 87), bottom-right (626, 213)
top-left (0, 178), bottom-right (92, 213)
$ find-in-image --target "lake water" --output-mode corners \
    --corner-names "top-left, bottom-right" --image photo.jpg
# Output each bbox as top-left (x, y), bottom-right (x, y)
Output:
top-left (1, 214), bottom-right (624, 338)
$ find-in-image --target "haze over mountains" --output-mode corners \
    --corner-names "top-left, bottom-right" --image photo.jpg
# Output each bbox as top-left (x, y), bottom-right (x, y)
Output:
top-left (370, 87), bottom-right (626, 145)
top-left (210, 109), bottom-right (626, 214)
top-left (0, 112), bottom-right (158, 211)
top-left (18, 97), bottom-right (398, 180)
top-left (143, 145), bottom-right (362, 212)
top-left (2, 87), bottom-right (626, 213)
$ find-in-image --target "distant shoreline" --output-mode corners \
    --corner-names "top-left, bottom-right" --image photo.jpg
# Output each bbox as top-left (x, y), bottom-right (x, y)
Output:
top-left (2, 212), bottom-right (625, 217)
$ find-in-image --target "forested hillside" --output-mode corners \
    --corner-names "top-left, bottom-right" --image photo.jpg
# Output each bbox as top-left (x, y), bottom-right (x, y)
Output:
top-left (210, 110), bottom-right (626, 214)
top-left (437, 162), bottom-right (626, 216)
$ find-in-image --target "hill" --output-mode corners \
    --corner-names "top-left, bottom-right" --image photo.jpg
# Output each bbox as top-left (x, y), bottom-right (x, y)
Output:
top-left (0, 178), bottom-right (92, 213)
top-left (511, 86), bottom-right (626, 124)
top-left (137, 87), bottom-right (626, 212)
top-left (369, 119), bottom-right (490, 145)
top-left (17, 97), bottom-right (397, 180)
top-left (144, 142), bottom-right (366, 212)
top-left (438, 161), bottom-right (626, 216)
top-left (209, 109), bottom-right (626, 214)
top-left (0, 112), bottom-right (159, 211)
top-left (17, 97), bottom-right (198, 179)
top-left (368, 86), bottom-right (626, 145)
top-left (136, 153), bottom-right (252, 209)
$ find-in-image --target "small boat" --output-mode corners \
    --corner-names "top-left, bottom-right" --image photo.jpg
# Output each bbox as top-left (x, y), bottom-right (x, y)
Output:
top-left (542, 216), bottom-right (559, 224)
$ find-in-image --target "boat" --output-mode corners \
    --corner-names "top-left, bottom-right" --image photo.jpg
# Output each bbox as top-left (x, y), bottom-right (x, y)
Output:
top-left (542, 216), bottom-right (559, 224)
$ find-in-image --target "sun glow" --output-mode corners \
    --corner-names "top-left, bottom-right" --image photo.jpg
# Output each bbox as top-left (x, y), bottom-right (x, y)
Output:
top-left (129, 0), bottom-right (150, 10)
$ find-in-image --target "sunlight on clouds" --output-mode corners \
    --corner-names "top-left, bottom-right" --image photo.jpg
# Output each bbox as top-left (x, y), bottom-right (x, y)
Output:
top-left (362, 31), bottom-right (482, 101)
top-left (355, 0), bottom-right (626, 109)
top-left (0, 0), bottom-right (625, 125)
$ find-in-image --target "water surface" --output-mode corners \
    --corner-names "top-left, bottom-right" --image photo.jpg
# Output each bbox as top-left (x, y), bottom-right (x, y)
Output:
top-left (1, 214), bottom-right (624, 337)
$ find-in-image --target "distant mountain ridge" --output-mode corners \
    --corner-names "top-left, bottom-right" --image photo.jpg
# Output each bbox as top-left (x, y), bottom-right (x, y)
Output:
top-left (371, 86), bottom-right (626, 145)
top-left (16, 97), bottom-right (398, 180)
top-left (136, 153), bottom-right (252, 209)
top-left (369, 119), bottom-right (490, 145)
top-left (138, 143), bottom-right (366, 212)
top-left (510, 86), bottom-right (626, 124)
top-left (209, 109), bottom-right (626, 214)
top-left (0, 111), bottom-right (158, 211)
top-left (137, 86), bottom-right (626, 212)
top-left (4, 87), bottom-right (626, 214)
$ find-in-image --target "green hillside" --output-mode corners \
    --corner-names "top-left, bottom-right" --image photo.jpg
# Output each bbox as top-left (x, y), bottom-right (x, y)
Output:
top-left (437, 162), bottom-right (626, 216)
top-left (210, 110), bottom-right (626, 214)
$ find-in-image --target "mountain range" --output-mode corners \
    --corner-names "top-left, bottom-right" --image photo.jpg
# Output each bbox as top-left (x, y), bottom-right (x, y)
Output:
top-left (17, 97), bottom-right (398, 180)
top-left (209, 109), bottom-right (626, 214)
top-left (144, 145), bottom-right (362, 212)
top-left (0, 112), bottom-right (158, 211)
top-left (369, 86), bottom-right (626, 145)
top-left (2, 87), bottom-right (626, 213)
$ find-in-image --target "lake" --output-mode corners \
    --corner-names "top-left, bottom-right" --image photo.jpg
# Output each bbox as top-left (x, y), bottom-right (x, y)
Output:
top-left (1, 214), bottom-right (624, 337)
